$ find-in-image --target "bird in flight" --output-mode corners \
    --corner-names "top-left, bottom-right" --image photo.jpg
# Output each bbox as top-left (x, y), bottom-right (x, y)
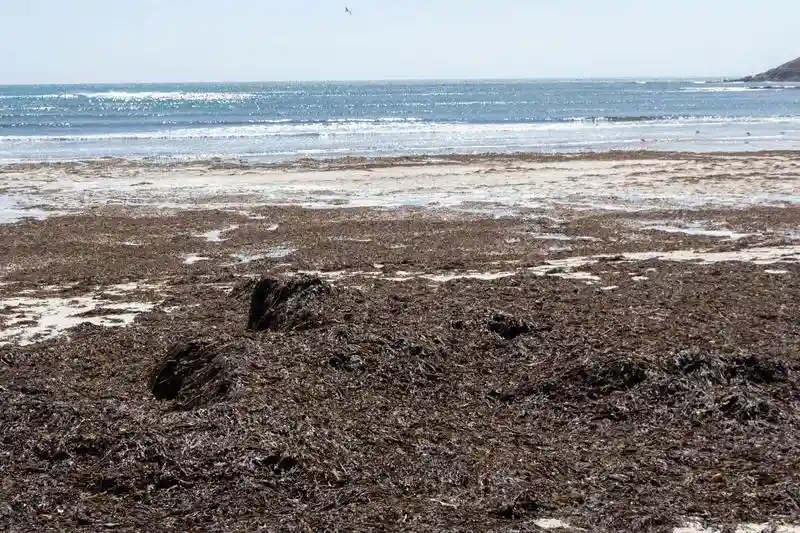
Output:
top-left (345, 6), bottom-right (352, 15)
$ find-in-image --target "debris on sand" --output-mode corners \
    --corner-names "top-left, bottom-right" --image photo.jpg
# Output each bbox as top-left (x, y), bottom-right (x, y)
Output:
top-left (495, 349), bottom-right (797, 424)
top-left (487, 312), bottom-right (533, 340)
top-left (149, 275), bottom-right (334, 410)
top-left (496, 355), bottom-right (650, 402)
top-left (0, 295), bottom-right (155, 346)
top-left (246, 275), bottom-right (333, 331)
top-left (493, 496), bottom-right (545, 520)
top-left (254, 453), bottom-right (300, 475)
top-left (2, 212), bottom-right (800, 531)
top-left (150, 339), bottom-right (257, 410)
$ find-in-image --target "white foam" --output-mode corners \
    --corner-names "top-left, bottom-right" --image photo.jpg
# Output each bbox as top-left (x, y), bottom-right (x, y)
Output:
top-left (0, 296), bottom-right (154, 346)
top-left (388, 245), bottom-right (800, 287)
top-left (384, 267), bottom-right (600, 283)
top-left (529, 233), bottom-right (600, 242)
top-left (764, 269), bottom-right (789, 275)
top-left (642, 221), bottom-right (756, 240)
top-left (530, 233), bottom-right (575, 241)
top-left (264, 246), bottom-right (296, 258)
top-left (534, 518), bottom-right (573, 530)
top-left (331, 236), bottom-right (372, 243)
top-left (235, 210), bottom-right (269, 220)
top-left (290, 244), bottom-right (796, 287)
top-left (0, 195), bottom-right (55, 224)
top-left (547, 270), bottom-right (601, 282)
top-left (420, 271), bottom-right (517, 282)
top-left (229, 246), bottom-right (297, 264)
top-left (523, 245), bottom-right (799, 281)
top-left (735, 525), bottom-right (770, 533)
top-left (77, 91), bottom-right (255, 101)
top-left (624, 246), bottom-right (800, 265)
top-left (680, 86), bottom-right (770, 93)
top-left (674, 520), bottom-right (720, 533)
top-left (298, 269), bottom-right (383, 281)
top-left (101, 281), bottom-right (163, 296)
top-left (183, 253), bottom-right (211, 265)
top-left (198, 225), bottom-right (239, 243)
top-left (527, 255), bottom-right (602, 281)
top-left (103, 282), bottom-right (142, 294)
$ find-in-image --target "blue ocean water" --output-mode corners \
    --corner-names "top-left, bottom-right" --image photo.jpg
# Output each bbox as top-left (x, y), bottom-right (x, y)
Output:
top-left (0, 80), bottom-right (798, 162)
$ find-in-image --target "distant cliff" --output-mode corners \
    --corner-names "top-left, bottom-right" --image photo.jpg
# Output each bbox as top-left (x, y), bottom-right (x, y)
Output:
top-left (736, 57), bottom-right (800, 82)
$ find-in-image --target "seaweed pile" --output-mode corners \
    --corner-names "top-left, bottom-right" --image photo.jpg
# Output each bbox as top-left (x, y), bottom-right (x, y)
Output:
top-left (2, 266), bottom-right (799, 531)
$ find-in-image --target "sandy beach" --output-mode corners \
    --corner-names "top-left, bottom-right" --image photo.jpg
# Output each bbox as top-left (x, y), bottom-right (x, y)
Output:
top-left (2, 151), bottom-right (800, 532)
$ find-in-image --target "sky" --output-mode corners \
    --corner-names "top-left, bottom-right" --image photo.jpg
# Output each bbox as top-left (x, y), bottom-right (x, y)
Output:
top-left (0, 0), bottom-right (798, 84)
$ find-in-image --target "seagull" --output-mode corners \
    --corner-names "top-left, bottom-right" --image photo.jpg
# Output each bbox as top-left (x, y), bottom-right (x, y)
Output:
top-left (345, 6), bottom-right (352, 15)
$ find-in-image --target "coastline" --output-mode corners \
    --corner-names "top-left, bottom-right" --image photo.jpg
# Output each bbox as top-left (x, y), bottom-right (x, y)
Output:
top-left (1, 150), bottom-right (800, 531)
top-left (2, 150), bottom-right (798, 223)
top-left (2, 148), bottom-right (800, 171)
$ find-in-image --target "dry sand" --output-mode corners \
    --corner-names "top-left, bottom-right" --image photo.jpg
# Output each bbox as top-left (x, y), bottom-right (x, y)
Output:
top-left (2, 151), bottom-right (799, 219)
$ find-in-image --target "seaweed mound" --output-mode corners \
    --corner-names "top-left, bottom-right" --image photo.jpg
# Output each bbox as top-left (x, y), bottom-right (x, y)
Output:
top-left (487, 312), bottom-right (533, 340)
top-left (150, 340), bottom-right (252, 410)
top-left (247, 276), bottom-right (333, 331)
top-left (495, 349), bottom-right (797, 424)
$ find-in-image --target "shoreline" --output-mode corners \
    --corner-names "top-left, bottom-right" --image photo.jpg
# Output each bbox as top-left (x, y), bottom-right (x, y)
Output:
top-left (2, 151), bottom-right (798, 225)
top-left (2, 148), bottom-right (799, 172)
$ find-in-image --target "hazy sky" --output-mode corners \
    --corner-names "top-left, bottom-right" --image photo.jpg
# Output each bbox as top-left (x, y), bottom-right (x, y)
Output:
top-left (1, 0), bottom-right (797, 84)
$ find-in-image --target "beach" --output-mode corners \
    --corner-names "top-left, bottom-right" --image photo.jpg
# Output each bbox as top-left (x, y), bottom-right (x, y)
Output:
top-left (1, 151), bottom-right (799, 531)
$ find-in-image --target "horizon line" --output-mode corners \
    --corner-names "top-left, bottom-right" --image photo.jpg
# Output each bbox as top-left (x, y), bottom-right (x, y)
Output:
top-left (0, 75), bottom-right (741, 87)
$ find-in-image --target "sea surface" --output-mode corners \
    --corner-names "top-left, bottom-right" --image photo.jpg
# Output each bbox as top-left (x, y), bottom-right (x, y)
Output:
top-left (1, 80), bottom-right (799, 162)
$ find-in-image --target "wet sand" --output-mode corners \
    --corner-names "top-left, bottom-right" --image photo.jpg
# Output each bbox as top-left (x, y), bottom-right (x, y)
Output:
top-left (1, 151), bottom-right (799, 531)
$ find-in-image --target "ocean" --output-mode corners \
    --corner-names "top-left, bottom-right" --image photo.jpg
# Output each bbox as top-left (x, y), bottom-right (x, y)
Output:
top-left (0, 80), bottom-right (798, 162)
